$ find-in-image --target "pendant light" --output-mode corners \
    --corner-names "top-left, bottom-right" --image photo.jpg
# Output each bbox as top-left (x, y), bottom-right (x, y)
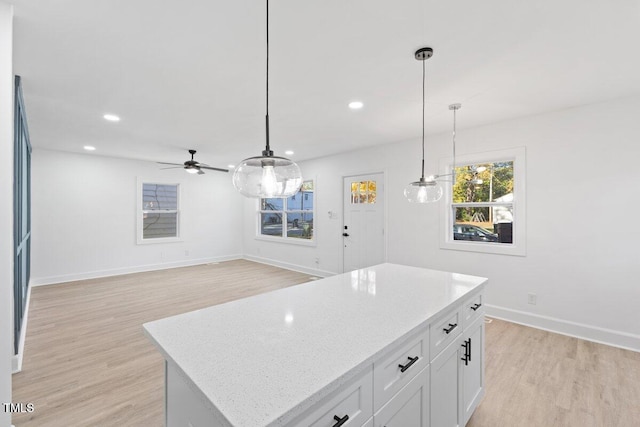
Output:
top-left (232, 0), bottom-right (303, 198)
top-left (404, 47), bottom-right (443, 203)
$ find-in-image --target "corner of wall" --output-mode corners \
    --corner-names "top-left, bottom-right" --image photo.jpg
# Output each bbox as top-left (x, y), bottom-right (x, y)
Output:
top-left (0, 3), bottom-right (14, 426)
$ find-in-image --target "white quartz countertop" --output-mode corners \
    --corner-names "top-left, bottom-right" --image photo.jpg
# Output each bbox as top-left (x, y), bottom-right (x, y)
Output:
top-left (143, 263), bottom-right (487, 427)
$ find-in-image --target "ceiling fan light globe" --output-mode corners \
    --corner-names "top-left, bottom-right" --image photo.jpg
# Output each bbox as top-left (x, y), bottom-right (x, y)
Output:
top-left (185, 167), bottom-right (199, 174)
top-left (404, 180), bottom-right (443, 203)
top-left (232, 155), bottom-right (303, 198)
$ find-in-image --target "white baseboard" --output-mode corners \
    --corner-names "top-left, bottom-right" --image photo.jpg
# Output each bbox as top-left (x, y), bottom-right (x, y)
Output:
top-left (30, 255), bottom-right (243, 286)
top-left (12, 281), bottom-right (32, 373)
top-left (485, 304), bottom-right (640, 352)
top-left (243, 254), bottom-right (336, 278)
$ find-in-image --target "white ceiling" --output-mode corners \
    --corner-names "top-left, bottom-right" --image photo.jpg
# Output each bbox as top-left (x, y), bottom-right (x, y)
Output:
top-left (11, 0), bottom-right (640, 168)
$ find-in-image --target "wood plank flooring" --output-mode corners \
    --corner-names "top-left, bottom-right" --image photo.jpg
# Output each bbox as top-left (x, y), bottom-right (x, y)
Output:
top-left (12, 260), bottom-right (640, 426)
top-left (468, 318), bottom-right (640, 427)
top-left (12, 260), bottom-right (312, 426)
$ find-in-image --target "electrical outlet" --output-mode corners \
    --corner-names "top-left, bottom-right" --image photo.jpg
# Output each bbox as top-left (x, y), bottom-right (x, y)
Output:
top-left (314, 257), bottom-right (319, 265)
top-left (527, 293), bottom-right (537, 305)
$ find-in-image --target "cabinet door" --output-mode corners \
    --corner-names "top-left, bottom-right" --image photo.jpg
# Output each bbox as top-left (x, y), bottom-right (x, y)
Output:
top-left (462, 317), bottom-right (485, 425)
top-left (375, 366), bottom-right (429, 427)
top-left (430, 337), bottom-right (463, 427)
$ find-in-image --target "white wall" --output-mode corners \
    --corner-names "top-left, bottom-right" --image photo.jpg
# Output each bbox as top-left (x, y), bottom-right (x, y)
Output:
top-left (31, 149), bottom-right (244, 284)
top-left (0, 3), bottom-right (13, 425)
top-left (243, 95), bottom-right (640, 351)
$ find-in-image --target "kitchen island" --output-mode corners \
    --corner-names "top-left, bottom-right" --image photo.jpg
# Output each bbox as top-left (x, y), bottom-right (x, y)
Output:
top-left (144, 263), bottom-right (488, 427)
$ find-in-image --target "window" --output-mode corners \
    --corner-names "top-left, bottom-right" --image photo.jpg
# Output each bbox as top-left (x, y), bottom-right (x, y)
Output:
top-left (440, 147), bottom-right (526, 256)
top-left (258, 180), bottom-right (315, 243)
top-left (138, 182), bottom-right (180, 243)
top-left (350, 180), bottom-right (377, 204)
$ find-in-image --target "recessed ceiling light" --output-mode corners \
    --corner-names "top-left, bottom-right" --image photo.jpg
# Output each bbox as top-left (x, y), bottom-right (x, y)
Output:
top-left (83, 146), bottom-right (96, 151)
top-left (348, 101), bottom-right (364, 110)
top-left (227, 164), bottom-right (235, 169)
top-left (284, 150), bottom-right (294, 156)
top-left (103, 114), bottom-right (120, 122)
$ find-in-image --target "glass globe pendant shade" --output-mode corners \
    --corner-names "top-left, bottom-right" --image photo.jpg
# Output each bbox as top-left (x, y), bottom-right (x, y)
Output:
top-left (404, 178), bottom-right (443, 203)
top-left (232, 155), bottom-right (302, 198)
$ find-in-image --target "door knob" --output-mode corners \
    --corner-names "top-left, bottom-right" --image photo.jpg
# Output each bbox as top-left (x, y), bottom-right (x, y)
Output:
top-left (342, 233), bottom-right (349, 237)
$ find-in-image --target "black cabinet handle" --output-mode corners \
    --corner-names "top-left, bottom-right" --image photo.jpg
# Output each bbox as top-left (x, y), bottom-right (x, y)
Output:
top-left (398, 356), bottom-right (419, 373)
top-left (443, 323), bottom-right (457, 334)
top-left (470, 303), bottom-right (482, 311)
top-left (461, 339), bottom-right (470, 366)
top-left (342, 233), bottom-right (349, 237)
top-left (332, 414), bottom-right (349, 427)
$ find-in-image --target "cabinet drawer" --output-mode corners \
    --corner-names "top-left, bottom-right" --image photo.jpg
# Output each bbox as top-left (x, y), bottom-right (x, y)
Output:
top-left (429, 307), bottom-right (462, 361)
top-left (373, 328), bottom-right (429, 410)
top-left (462, 292), bottom-right (484, 328)
top-left (374, 366), bottom-right (429, 427)
top-left (288, 366), bottom-right (373, 427)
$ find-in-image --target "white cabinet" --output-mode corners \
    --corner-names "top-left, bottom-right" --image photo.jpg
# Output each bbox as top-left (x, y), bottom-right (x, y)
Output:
top-left (287, 366), bottom-right (373, 427)
top-left (373, 328), bottom-right (429, 410)
top-left (150, 267), bottom-right (487, 427)
top-left (430, 335), bottom-right (463, 427)
top-left (430, 308), bottom-right (485, 427)
top-left (462, 316), bottom-right (485, 425)
top-left (374, 367), bottom-right (429, 427)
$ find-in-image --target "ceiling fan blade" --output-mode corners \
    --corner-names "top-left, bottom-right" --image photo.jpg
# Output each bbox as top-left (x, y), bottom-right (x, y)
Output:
top-left (199, 165), bottom-right (229, 173)
top-left (157, 162), bottom-right (183, 166)
top-left (160, 166), bottom-right (183, 170)
top-left (197, 169), bottom-right (205, 175)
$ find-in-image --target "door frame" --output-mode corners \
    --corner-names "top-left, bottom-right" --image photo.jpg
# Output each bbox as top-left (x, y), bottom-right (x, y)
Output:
top-left (341, 169), bottom-right (388, 273)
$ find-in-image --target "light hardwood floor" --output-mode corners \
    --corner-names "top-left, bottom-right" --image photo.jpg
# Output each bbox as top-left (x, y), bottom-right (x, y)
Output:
top-left (12, 260), bottom-right (640, 426)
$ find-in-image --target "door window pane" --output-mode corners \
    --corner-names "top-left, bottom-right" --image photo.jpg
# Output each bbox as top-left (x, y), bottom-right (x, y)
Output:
top-left (351, 180), bottom-right (377, 204)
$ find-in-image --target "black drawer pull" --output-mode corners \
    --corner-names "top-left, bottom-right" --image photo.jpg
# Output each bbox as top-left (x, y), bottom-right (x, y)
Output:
top-left (470, 303), bottom-right (482, 311)
top-left (461, 339), bottom-right (470, 366)
top-left (443, 323), bottom-right (457, 334)
top-left (332, 414), bottom-right (349, 427)
top-left (398, 356), bottom-right (419, 373)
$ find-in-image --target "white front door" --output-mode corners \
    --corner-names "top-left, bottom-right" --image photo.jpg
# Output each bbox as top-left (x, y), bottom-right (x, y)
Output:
top-left (343, 173), bottom-right (385, 272)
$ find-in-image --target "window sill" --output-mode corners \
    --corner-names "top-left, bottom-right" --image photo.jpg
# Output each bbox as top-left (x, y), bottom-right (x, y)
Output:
top-left (255, 235), bottom-right (317, 247)
top-left (440, 239), bottom-right (525, 256)
top-left (137, 237), bottom-right (183, 245)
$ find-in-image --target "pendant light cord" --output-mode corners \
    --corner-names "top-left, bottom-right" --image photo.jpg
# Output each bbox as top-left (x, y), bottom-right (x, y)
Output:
top-left (421, 57), bottom-right (425, 180)
top-left (263, 0), bottom-right (272, 156)
top-left (452, 105), bottom-right (456, 176)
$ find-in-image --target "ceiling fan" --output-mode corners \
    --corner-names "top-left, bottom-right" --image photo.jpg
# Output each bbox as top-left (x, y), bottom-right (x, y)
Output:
top-left (157, 150), bottom-right (229, 175)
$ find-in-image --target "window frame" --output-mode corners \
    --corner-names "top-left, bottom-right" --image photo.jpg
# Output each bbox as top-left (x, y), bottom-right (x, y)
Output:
top-left (256, 179), bottom-right (316, 246)
top-left (136, 179), bottom-right (182, 245)
top-left (439, 147), bottom-right (526, 256)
